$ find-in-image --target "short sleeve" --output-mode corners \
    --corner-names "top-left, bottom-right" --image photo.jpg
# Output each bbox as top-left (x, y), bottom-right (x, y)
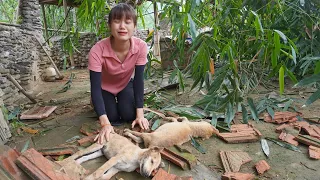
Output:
top-left (136, 41), bottom-right (148, 65)
top-left (88, 46), bottom-right (103, 72)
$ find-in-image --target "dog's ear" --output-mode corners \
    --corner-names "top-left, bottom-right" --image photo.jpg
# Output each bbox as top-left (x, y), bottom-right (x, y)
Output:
top-left (151, 146), bottom-right (164, 152)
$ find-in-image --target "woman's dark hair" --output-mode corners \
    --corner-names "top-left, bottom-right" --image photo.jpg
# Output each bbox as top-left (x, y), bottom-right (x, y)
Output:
top-left (108, 3), bottom-right (137, 26)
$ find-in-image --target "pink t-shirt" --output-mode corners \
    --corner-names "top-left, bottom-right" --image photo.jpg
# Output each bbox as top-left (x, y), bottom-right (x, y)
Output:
top-left (88, 37), bottom-right (148, 95)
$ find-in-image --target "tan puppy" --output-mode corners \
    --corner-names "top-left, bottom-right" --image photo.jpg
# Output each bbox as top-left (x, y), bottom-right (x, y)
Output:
top-left (58, 133), bottom-right (162, 180)
top-left (124, 117), bottom-right (219, 148)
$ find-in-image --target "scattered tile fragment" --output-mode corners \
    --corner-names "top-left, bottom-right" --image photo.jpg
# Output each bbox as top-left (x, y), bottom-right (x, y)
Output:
top-left (79, 123), bottom-right (100, 136)
top-left (309, 146), bottom-right (320, 159)
top-left (279, 132), bottom-right (299, 146)
top-left (255, 160), bottom-right (270, 175)
top-left (77, 135), bottom-right (96, 147)
top-left (264, 111), bottom-right (300, 124)
top-left (151, 168), bottom-right (193, 180)
top-left (221, 172), bottom-right (255, 180)
top-left (20, 106), bottom-right (57, 120)
top-left (37, 146), bottom-right (78, 156)
top-left (218, 124), bottom-right (262, 143)
top-left (275, 124), bottom-right (290, 133)
top-left (160, 148), bottom-right (190, 170)
top-left (0, 145), bottom-right (29, 180)
top-left (220, 151), bottom-right (252, 172)
top-left (16, 148), bottom-right (75, 180)
top-left (295, 135), bottom-right (320, 148)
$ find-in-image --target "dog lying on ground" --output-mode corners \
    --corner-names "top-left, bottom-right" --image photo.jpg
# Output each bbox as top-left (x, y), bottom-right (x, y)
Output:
top-left (58, 133), bottom-right (163, 180)
top-left (124, 117), bottom-right (219, 148)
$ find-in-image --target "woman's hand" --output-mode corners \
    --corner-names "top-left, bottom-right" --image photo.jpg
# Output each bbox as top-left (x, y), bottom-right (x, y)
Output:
top-left (131, 117), bottom-right (149, 130)
top-left (132, 108), bottom-right (149, 130)
top-left (95, 125), bottom-right (115, 144)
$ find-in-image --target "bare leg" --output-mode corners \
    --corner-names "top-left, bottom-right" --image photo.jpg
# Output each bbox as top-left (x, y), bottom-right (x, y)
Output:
top-left (123, 131), bottom-right (144, 143)
top-left (100, 167), bottom-right (119, 180)
top-left (177, 117), bottom-right (188, 122)
top-left (124, 129), bottom-right (147, 137)
top-left (75, 150), bottom-right (103, 164)
top-left (84, 156), bottom-right (120, 180)
top-left (66, 143), bottom-right (103, 161)
top-left (163, 117), bottom-right (178, 122)
top-left (58, 143), bottom-right (104, 167)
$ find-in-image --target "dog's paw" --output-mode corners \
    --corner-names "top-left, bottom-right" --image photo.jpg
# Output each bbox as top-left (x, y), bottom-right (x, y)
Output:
top-left (123, 128), bottom-right (131, 133)
top-left (123, 131), bottom-right (131, 137)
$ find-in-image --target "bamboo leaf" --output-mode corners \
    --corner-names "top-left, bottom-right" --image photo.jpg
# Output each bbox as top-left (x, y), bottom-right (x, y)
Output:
top-left (290, 46), bottom-right (296, 64)
top-left (261, 139), bottom-right (270, 157)
top-left (314, 61), bottom-right (320, 74)
top-left (225, 102), bottom-right (235, 126)
top-left (247, 97), bottom-right (259, 121)
top-left (251, 11), bottom-right (264, 36)
top-left (178, 70), bottom-right (185, 91)
top-left (286, 68), bottom-right (298, 84)
top-left (265, 137), bottom-right (301, 152)
top-left (267, 107), bottom-right (275, 120)
top-left (283, 99), bottom-right (293, 111)
top-left (294, 73), bottom-right (320, 87)
top-left (21, 140), bottom-right (30, 153)
top-left (279, 66), bottom-right (285, 95)
top-left (304, 89), bottom-right (320, 106)
top-left (151, 119), bottom-right (161, 131)
top-left (188, 14), bottom-right (197, 39)
top-left (190, 136), bottom-right (206, 154)
top-left (274, 30), bottom-right (287, 44)
top-left (163, 106), bottom-right (206, 119)
top-left (169, 68), bottom-right (178, 84)
top-left (211, 112), bottom-right (217, 127)
top-left (241, 104), bottom-right (248, 124)
top-left (137, 6), bottom-right (145, 29)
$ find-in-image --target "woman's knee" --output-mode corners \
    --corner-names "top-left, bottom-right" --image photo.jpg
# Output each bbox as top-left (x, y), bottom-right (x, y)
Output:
top-left (120, 108), bottom-right (136, 122)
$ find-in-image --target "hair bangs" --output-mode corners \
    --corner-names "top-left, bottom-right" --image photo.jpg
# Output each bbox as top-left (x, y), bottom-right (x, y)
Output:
top-left (108, 3), bottom-right (137, 26)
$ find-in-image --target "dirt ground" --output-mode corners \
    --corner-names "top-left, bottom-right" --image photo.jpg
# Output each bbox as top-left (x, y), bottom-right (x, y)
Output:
top-left (6, 69), bottom-right (320, 180)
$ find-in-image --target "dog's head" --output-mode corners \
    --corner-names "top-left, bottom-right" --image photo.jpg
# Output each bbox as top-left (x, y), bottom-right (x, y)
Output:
top-left (139, 146), bottom-right (163, 177)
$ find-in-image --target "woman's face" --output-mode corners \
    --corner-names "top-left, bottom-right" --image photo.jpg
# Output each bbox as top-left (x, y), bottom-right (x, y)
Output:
top-left (109, 16), bottom-right (136, 42)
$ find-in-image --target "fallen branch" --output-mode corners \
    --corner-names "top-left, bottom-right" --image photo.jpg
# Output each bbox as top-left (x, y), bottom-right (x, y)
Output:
top-left (6, 74), bottom-right (37, 104)
top-left (33, 35), bottom-right (64, 80)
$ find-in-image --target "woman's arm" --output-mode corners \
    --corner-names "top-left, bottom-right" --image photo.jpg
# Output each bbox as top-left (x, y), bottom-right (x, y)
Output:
top-left (132, 65), bottom-right (149, 129)
top-left (89, 70), bottom-right (111, 126)
top-left (133, 65), bottom-right (145, 109)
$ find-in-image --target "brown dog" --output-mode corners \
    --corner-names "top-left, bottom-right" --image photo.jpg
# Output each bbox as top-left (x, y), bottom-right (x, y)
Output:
top-left (124, 117), bottom-right (219, 148)
top-left (58, 133), bottom-right (162, 180)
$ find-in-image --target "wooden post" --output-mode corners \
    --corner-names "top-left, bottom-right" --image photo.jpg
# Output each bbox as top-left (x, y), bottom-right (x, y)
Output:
top-left (63, 0), bottom-right (75, 68)
top-left (41, 4), bottom-right (49, 40)
top-left (153, 2), bottom-right (161, 58)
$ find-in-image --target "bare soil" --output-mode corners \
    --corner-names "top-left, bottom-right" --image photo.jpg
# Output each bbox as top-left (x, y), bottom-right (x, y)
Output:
top-left (6, 69), bottom-right (320, 180)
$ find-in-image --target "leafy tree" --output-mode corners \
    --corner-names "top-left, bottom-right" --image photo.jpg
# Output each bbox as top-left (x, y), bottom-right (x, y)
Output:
top-left (0, 0), bottom-right (18, 23)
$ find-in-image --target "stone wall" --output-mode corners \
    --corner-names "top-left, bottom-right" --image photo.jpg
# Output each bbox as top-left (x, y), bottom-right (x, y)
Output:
top-left (0, 0), bottom-right (50, 106)
top-left (50, 30), bottom-right (150, 69)
top-left (0, 25), bottom-right (51, 105)
top-left (51, 33), bottom-right (97, 69)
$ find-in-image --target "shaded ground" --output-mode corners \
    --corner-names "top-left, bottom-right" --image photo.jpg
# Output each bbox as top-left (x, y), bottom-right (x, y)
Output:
top-left (6, 69), bottom-right (320, 180)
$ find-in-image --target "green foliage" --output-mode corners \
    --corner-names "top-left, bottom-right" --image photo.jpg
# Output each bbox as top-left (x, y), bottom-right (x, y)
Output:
top-left (0, 0), bottom-right (18, 23)
top-left (160, 0), bottom-right (320, 126)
